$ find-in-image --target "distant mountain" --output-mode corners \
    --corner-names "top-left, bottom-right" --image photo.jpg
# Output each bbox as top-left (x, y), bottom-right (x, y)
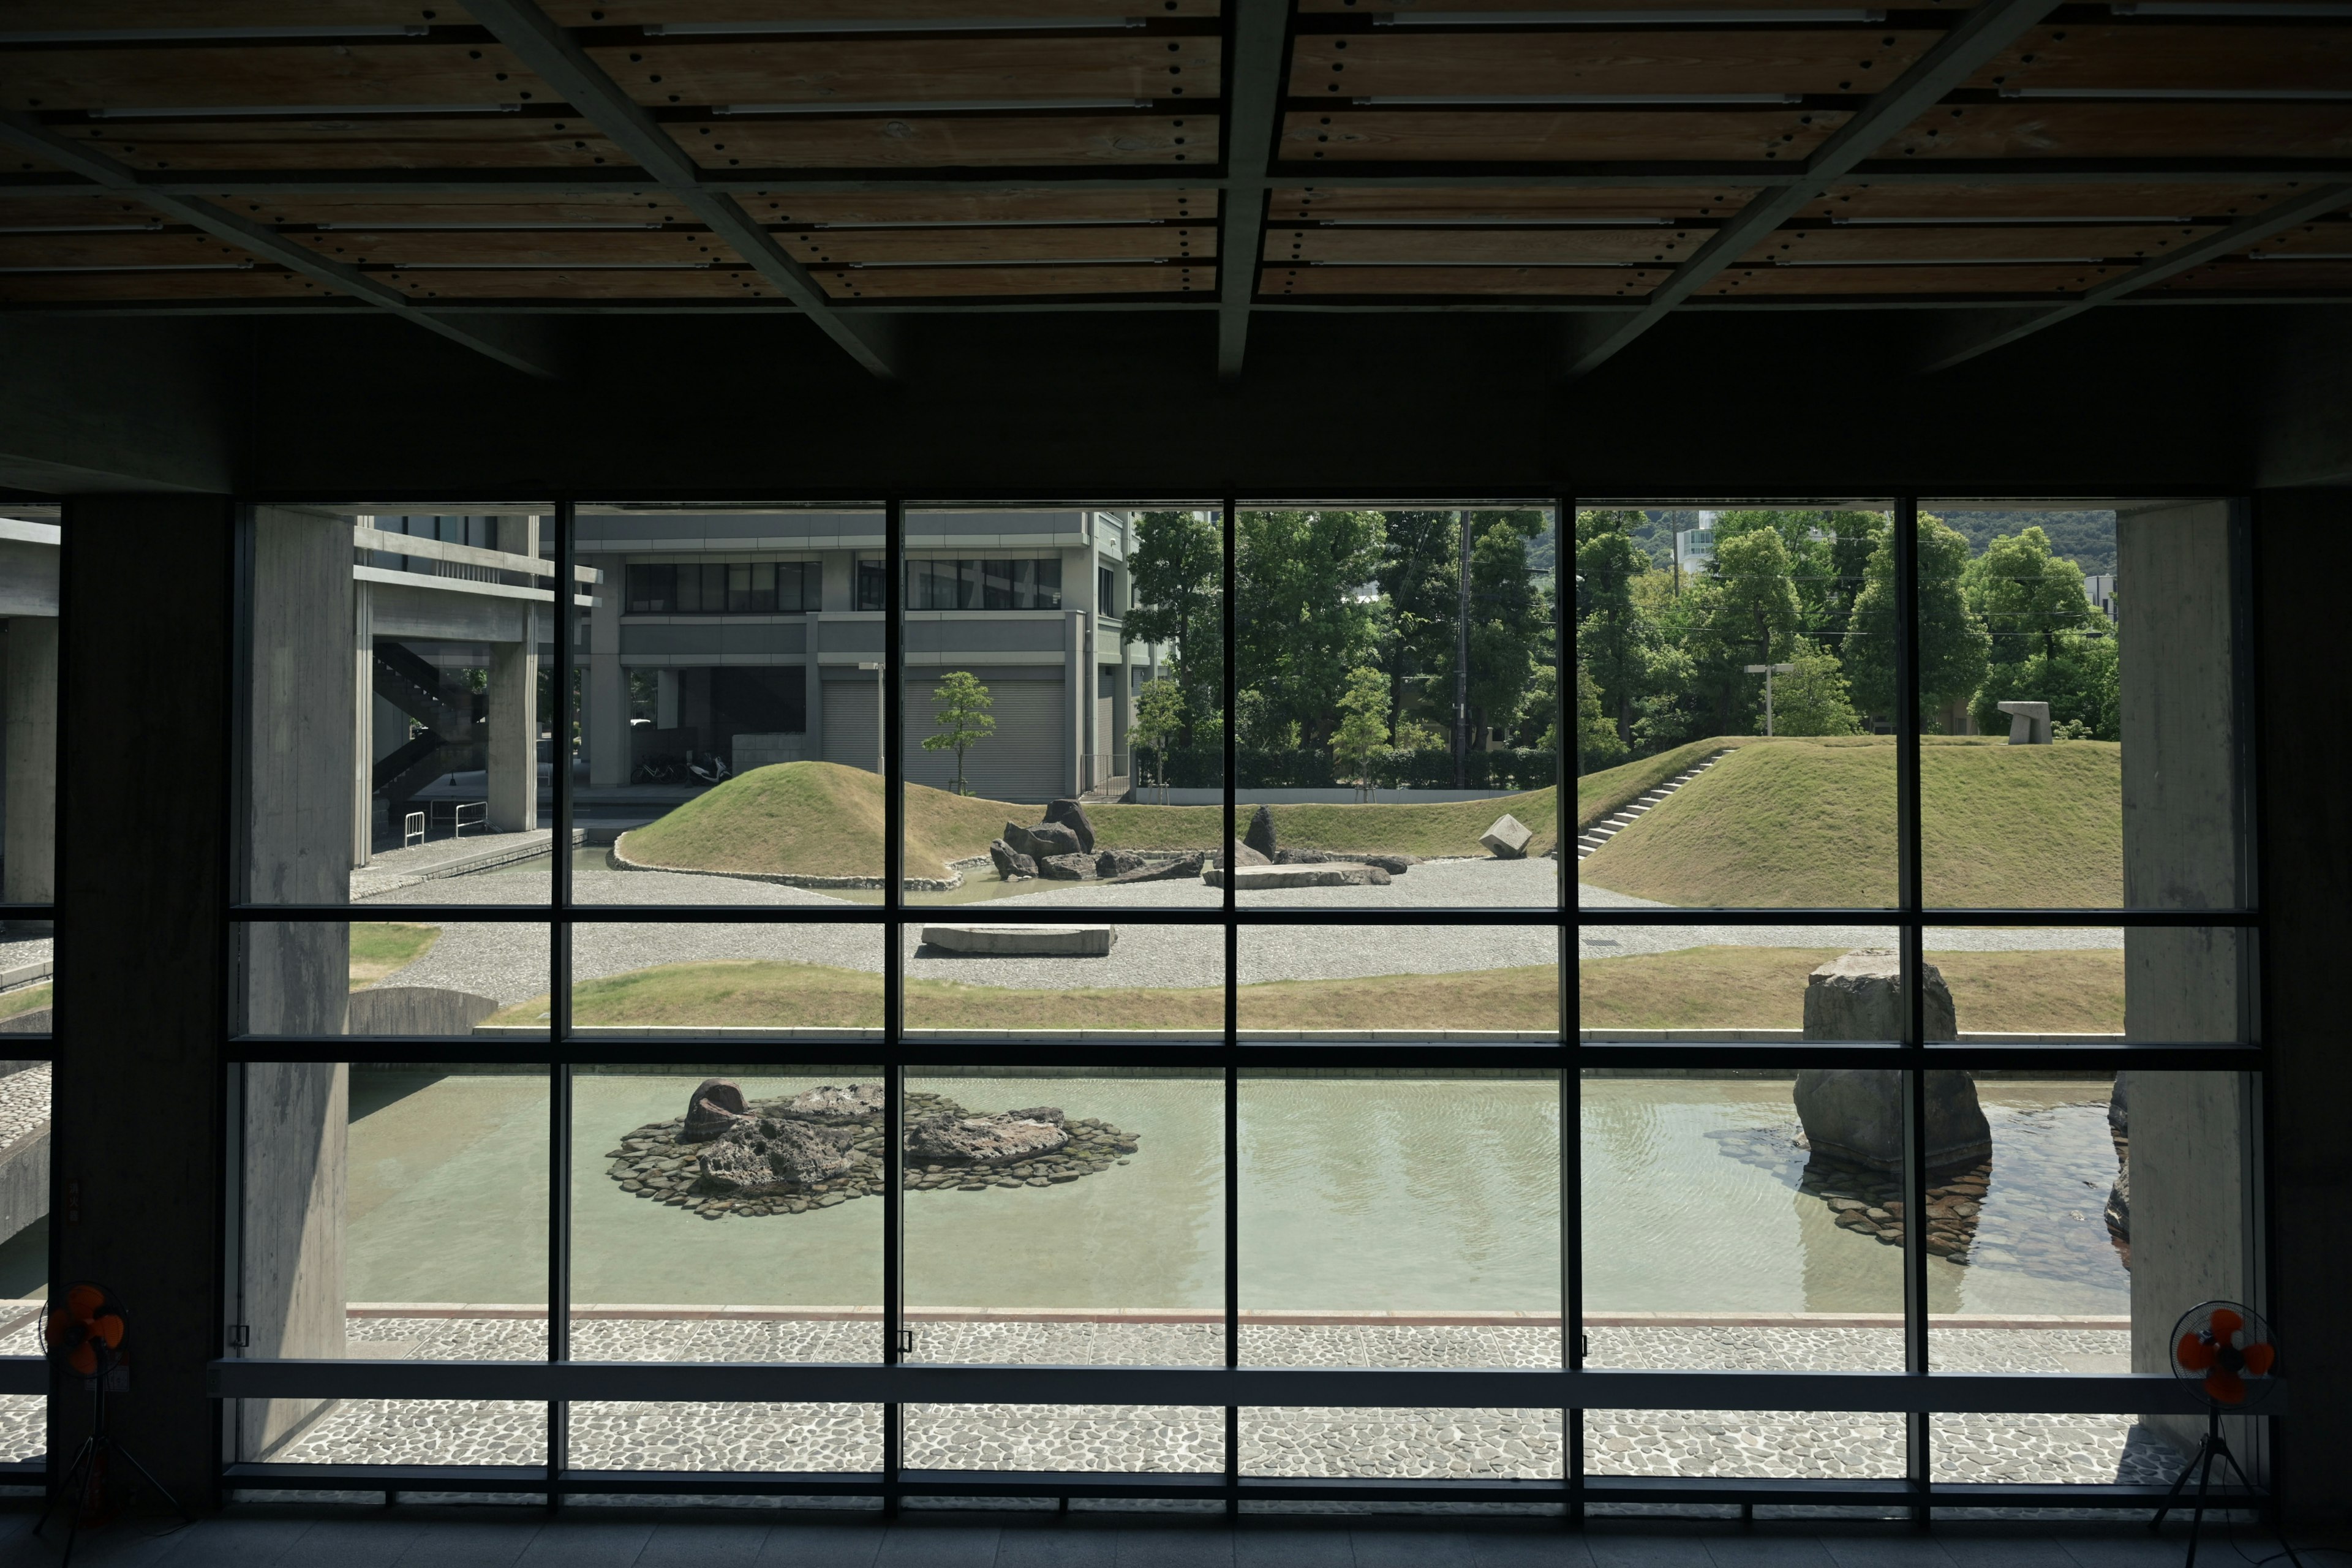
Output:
top-left (1936, 510), bottom-right (2117, 575)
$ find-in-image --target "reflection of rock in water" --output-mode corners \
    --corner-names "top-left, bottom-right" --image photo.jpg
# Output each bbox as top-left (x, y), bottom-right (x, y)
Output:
top-left (606, 1082), bottom-right (1140, 1221)
top-left (2104, 1072), bottom-right (2131, 1268)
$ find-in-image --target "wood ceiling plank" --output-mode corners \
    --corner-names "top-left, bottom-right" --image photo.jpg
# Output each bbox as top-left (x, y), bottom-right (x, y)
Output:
top-left (0, 266), bottom-right (333, 302)
top-left (1803, 181), bottom-right (2329, 220)
top-left (281, 227), bottom-right (726, 263)
top-left (1269, 186), bottom-right (1758, 221)
top-left (669, 111), bottom-right (1210, 167)
top-left (1886, 102), bottom-right (2352, 159)
top-left (1259, 262), bottom-right (1670, 293)
top-left (53, 115), bottom-right (630, 170)
top-left (1268, 224), bottom-right (1706, 261)
top-left (1297, 0), bottom-right (1972, 9)
top-left (2247, 216), bottom-right (2352, 254)
top-left (1744, 221), bottom-right (2220, 261)
top-left (1281, 107), bottom-right (1847, 162)
top-left (815, 262), bottom-right (1207, 296)
top-left (1, 3), bottom-right (435, 28)
top-left (582, 36), bottom-right (1221, 107)
top-left (0, 44), bottom-right (552, 112)
top-left (540, 1), bottom-right (1219, 23)
top-left (1702, 260), bottom-right (2119, 291)
top-left (1966, 24), bottom-right (2352, 94)
top-left (2155, 257), bottom-right (2352, 288)
top-left (776, 224), bottom-right (1214, 262)
top-left (0, 230), bottom-right (265, 266)
top-left (0, 195), bottom-right (175, 229)
top-left (737, 189), bottom-right (1214, 224)
top-left (222, 192), bottom-right (692, 225)
top-left (377, 265), bottom-right (789, 297)
top-left (1289, 31), bottom-right (1939, 100)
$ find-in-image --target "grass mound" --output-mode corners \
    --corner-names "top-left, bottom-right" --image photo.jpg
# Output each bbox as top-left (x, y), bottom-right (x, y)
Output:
top-left (1579, 737), bottom-right (2120, 907)
top-left (488, 959), bottom-right (1561, 1032)
top-left (619, 760), bottom-right (1561, 881)
top-left (350, 922), bottom-right (440, 990)
top-left (1579, 946), bottom-right (2123, 1034)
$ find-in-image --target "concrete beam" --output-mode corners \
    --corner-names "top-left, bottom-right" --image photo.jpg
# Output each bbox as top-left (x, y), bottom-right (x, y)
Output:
top-left (0, 317), bottom-right (238, 494)
top-left (2, 616), bottom-right (55, 905)
top-left (1216, 0), bottom-right (1291, 382)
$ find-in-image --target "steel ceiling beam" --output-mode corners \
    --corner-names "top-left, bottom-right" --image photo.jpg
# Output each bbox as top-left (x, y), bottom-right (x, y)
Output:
top-left (458, 0), bottom-right (896, 379)
top-left (1916, 180), bottom-right (2352, 372)
top-left (1558, 0), bottom-right (2070, 380)
top-left (1216, 0), bottom-right (1294, 380)
top-left (0, 111), bottom-right (561, 377)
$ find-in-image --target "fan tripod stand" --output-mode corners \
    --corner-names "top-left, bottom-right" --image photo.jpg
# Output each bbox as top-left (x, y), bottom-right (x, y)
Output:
top-left (35, 1371), bottom-right (190, 1568)
top-left (2149, 1409), bottom-right (2304, 1568)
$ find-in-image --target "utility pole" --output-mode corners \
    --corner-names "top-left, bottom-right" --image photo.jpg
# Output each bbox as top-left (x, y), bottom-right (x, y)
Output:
top-left (1454, 508), bottom-right (1472, 788)
top-left (1745, 662), bottom-right (1797, 736)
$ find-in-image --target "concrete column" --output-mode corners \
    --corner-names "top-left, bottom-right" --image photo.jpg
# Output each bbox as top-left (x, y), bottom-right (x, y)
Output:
top-left (587, 554), bottom-right (626, 788)
top-left (821, 550), bottom-right (854, 611)
top-left (2117, 500), bottom-right (2252, 1458)
top-left (350, 578), bottom-right (373, 869)
top-left (1065, 610), bottom-right (1085, 796)
top-left (2, 615), bottom-right (57, 905)
top-left (485, 626), bottom-right (538, 833)
top-left (803, 631), bottom-right (824, 764)
top-left (657, 667), bottom-right (681, 728)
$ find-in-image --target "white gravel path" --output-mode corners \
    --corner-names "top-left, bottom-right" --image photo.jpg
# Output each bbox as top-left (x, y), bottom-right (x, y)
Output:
top-left (1577, 878), bottom-right (2122, 959)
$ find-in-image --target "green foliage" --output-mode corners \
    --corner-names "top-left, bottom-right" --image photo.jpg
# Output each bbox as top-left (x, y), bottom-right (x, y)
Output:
top-left (919, 669), bottom-right (995, 795)
top-left (1130, 676), bottom-right (1186, 787)
top-left (1938, 510), bottom-right (2117, 575)
top-left (1760, 643), bottom-right (1863, 736)
top-left (1575, 508), bottom-right (1656, 747)
top-left (1970, 630), bottom-right (2120, 740)
top-left (1333, 665), bottom-right (1392, 785)
top-left (1964, 524), bottom-right (2098, 665)
top-left (1235, 508), bottom-right (1385, 752)
top-left (1845, 514), bottom-right (1991, 724)
top-left (1577, 663), bottom-right (1628, 773)
top-left (1124, 510), bottom-right (1224, 747)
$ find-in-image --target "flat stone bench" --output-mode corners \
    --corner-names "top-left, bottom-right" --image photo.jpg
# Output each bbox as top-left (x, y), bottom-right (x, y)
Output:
top-left (1202, 863), bottom-right (1392, 889)
top-left (919, 924), bottom-right (1117, 956)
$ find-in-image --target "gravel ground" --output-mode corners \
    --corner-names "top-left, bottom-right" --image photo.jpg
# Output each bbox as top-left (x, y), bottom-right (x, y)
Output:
top-left (253, 1317), bottom-right (2180, 1488)
top-left (0, 933), bottom-right (51, 976)
top-left (0, 1063), bottom-right (47, 1150)
top-left (1577, 879), bottom-right (2122, 958)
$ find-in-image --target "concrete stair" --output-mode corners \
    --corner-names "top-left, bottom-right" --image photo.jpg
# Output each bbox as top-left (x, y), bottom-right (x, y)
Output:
top-left (1576, 750), bottom-right (1727, 861)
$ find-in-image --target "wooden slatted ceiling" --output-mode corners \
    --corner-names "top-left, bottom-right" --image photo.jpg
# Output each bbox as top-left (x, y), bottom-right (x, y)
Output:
top-left (0, 270), bottom-right (351, 303)
top-left (0, 195), bottom-right (175, 230)
top-left (0, 2), bottom-right (437, 28)
top-left (0, 45), bottom-right (553, 111)
top-left (1295, 0), bottom-right (1971, 10)
top-left (1801, 183), bottom-right (2334, 221)
top-left (1289, 31), bottom-right (1937, 99)
top-left (813, 263), bottom-right (1205, 298)
top-left (0, 232), bottom-right (276, 267)
top-left (1966, 25), bottom-right (2352, 93)
top-left (0, 1), bottom-right (1218, 31)
top-left (1262, 264), bottom-right (1671, 293)
top-left (2158, 259), bottom-right (2352, 289)
top-left (736, 190), bottom-right (1214, 225)
top-left (1706, 262), bottom-right (2130, 292)
top-left (1744, 222), bottom-right (2220, 262)
top-left (535, 1), bottom-right (1219, 23)
top-left (1271, 226), bottom-right (1707, 262)
top-left (1282, 107), bottom-right (1845, 161)
top-left (211, 192), bottom-right (693, 226)
top-left (279, 227), bottom-right (725, 263)
top-left (2247, 217), bottom-right (2352, 255)
top-left (1883, 103), bottom-right (2352, 159)
top-left (1268, 187), bottom-right (1756, 222)
top-left (777, 225), bottom-right (1213, 263)
top-left (380, 266), bottom-right (785, 297)
top-left (665, 113), bottom-right (1209, 167)
top-left (58, 116), bottom-right (629, 170)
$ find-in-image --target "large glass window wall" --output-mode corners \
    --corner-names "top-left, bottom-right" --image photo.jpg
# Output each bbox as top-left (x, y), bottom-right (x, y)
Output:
top-left (219, 496), bottom-right (2260, 1515)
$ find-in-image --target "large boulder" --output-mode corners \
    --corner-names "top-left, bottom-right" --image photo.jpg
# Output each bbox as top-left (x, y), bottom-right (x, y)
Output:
top-left (698, 1117), bottom-right (857, 1192)
top-left (989, 839), bottom-right (1037, 881)
top-left (1038, 852), bottom-right (1098, 880)
top-left (1095, 848), bottom-right (1147, 878)
top-left (1212, 843), bottom-right (1270, 869)
top-left (1112, 851), bottom-right (1205, 883)
top-left (1244, 804), bottom-right (1278, 859)
top-left (1803, 948), bottom-right (1957, 1041)
top-left (781, 1082), bottom-right (884, 1123)
top-left (1357, 853), bottom-right (1418, 875)
top-left (681, 1078), bottom-right (750, 1144)
top-left (1044, 799), bottom-right (1096, 854)
top-left (1480, 813), bottom-right (1534, 859)
top-left (1273, 847), bottom-right (1334, 864)
top-left (1008, 820), bottom-right (1084, 861)
top-left (907, 1109), bottom-right (1071, 1166)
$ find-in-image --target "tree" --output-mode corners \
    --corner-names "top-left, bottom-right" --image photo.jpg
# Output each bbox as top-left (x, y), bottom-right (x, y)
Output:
top-left (1574, 508), bottom-right (1655, 746)
top-left (1684, 527), bottom-right (1803, 734)
top-left (1235, 508), bottom-right (1385, 752)
top-left (1577, 662), bottom-right (1627, 773)
top-left (1129, 676), bottom-right (1186, 791)
top-left (1123, 510), bottom-right (1224, 748)
top-left (1760, 643), bottom-right (1863, 736)
top-left (921, 670), bottom-right (995, 795)
top-left (1457, 513), bottom-right (1553, 747)
top-left (1376, 510), bottom-right (1461, 735)
top-left (1966, 525), bottom-right (2096, 664)
top-left (1333, 665), bottom-right (1391, 787)
top-left (1971, 628), bottom-right (2119, 739)
top-left (1845, 516), bottom-right (1992, 726)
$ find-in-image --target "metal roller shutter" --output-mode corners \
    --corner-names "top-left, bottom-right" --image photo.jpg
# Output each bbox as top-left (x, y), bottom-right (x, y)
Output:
top-left (905, 675), bottom-right (1066, 805)
top-left (823, 679), bottom-right (878, 775)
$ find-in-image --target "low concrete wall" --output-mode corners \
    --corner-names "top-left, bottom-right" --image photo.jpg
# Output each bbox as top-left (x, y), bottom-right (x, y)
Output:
top-left (0, 1010), bottom-right (49, 1035)
top-left (1163, 787), bottom-right (1532, 805)
top-left (347, 986), bottom-right (500, 1036)
top-left (0, 1122), bottom-right (47, 1247)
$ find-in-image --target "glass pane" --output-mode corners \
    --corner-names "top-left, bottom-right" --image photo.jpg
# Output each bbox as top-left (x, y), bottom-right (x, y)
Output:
top-left (572, 1067), bottom-right (887, 1364)
top-left (1583, 1410), bottom-right (1903, 1480)
top-left (1919, 501), bottom-right (2241, 911)
top-left (258, 505), bottom-right (558, 907)
top-left (1232, 504), bottom-right (1560, 909)
top-left (905, 1069), bottom-right (1224, 1471)
top-left (0, 1057), bottom-right (45, 1464)
top-left (573, 505), bottom-right (883, 908)
top-left (233, 1063), bottom-right (548, 1465)
top-left (1237, 925), bottom-right (1557, 1039)
top-left (244, 919), bottom-right (549, 1041)
top-left (1575, 505), bottom-right (1897, 909)
top-left (0, 502), bottom-right (57, 928)
top-left (570, 1401), bottom-right (883, 1474)
top-left (558, 922), bottom-right (881, 1044)
top-left (903, 507), bottom-right (1223, 911)
top-left (904, 922), bottom-right (1221, 1041)
top-left (1928, 1071), bottom-right (2248, 1488)
top-left (1243, 1408), bottom-right (1562, 1480)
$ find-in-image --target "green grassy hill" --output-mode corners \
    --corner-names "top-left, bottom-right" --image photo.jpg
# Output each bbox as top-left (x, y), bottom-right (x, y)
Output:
top-left (620, 761), bottom-right (1559, 881)
top-left (1578, 736), bottom-right (2120, 906)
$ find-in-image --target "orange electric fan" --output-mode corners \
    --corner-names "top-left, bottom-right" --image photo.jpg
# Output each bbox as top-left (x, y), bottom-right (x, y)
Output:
top-left (2150, 1301), bottom-right (2300, 1568)
top-left (36, 1283), bottom-right (187, 1566)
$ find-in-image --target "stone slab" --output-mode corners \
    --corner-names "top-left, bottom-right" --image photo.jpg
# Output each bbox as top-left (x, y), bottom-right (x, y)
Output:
top-left (1202, 862), bottom-right (1392, 889)
top-left (921, 924), bottom-right (1118, 957)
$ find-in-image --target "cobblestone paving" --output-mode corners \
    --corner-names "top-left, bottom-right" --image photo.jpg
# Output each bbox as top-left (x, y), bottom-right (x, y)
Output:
top-left (255, 1317), bottom-right (2181, 1489)
top-left (0, 1062), bottom-right (48, 1150)
top-left (0, 1306), bottom-right (39, 1463)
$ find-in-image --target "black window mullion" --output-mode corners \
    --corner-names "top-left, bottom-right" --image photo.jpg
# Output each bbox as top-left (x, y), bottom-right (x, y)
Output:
top-left (549, 501), bottom-right (576, 1507)
top-left (1558, 498), bottom-right (1581, 1521)
top-left (1221, 498), bottom-right (1240, 1512)
top-left (883, 498), bottom-right (906, 1509)
top-left (1893, 497), bottom-right (1930, 1511)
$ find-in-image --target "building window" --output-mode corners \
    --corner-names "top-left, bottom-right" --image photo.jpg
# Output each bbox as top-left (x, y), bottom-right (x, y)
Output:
top-left (856, 556), bottom-right (886, 611)
top-left (904, 557), bottom-right (1061, 611)
top-left (1099, 565), bottom-right (1117, 614)
top-left (626, 562), bottom-right (815, 614)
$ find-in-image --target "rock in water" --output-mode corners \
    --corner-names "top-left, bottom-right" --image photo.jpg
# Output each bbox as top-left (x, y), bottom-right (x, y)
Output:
top-left (1044, 799), bottom-right (1097, 854)
top-left (1112, 851), bottom-right (1204, 883)
top-left (1011, 821), bottom-right (1083, 859)
top-left (699, 1117), bottom-right (857, 1193)
top-left (1803, 948), bottom-right (1957, 1041)
top-left (1795, 949), bottom-right (1985, 1172)
top-left (1480, 813), bottom-right (1534, 858)
top-left (1244, 804), bottom-right (1278, 859)
top-left (907, 1110), bottom-right (1071, 1166)
top-left (1095, 848), bottom-right (1146, 878)
top-left (782, 1082), bottom-right (884, 1122)
top-left (682, 1078), bottom-right (750, 1143)
top-left (989, 839), bottom-right (1037, 881)
top-left (1038, 852), bottom-right (1098, 880)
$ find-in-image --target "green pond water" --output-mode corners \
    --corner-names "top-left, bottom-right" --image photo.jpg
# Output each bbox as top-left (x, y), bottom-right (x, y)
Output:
top-left (342, 1072), bottom-right (2126, 1319)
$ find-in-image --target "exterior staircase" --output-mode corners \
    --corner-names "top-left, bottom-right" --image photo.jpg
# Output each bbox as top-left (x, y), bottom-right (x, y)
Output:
top-left (1576, 749), bottom-right (1728, 861)
top-left (372, 641), bottom-right (488, 810)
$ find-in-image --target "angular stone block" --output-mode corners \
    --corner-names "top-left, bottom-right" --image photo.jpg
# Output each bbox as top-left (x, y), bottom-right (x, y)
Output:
top-left (1203, 862), bottom-right (1393, 889)
top-left (1038, 852), bottom-right (1097, 880)
top-left (681, 1077), bottom-right (749, 1144)
top-left (989, 838), bottom-right (1036, 881)
top-left (1480, 813), bottom-right (1534, 858)
top-left (1244, 804), bottom-right (1278, 859)
top-left (1793, 1068), bottom-right (1992, 1174)
top-left (1112, 851), bottom-right (1205, 883)
top-left (1044, 798), bottom-right (1096, 854)
top-left (1095, 848), bottom-right (1147, 878)
top-left (1803, 948), bottom-right (1957, 1041)
top-left (1005, 820), bottom-right (1082, 860)
top-left (921, 924), bottom-right (1118, 956)
top-left (1996, 699), bottom-right (2052, 744)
